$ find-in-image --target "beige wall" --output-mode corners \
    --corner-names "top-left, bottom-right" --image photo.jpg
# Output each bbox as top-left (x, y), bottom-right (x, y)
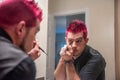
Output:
top-left (35, 0), bottom-right (48, 79)
top-left (48, 0), bottom-right (115, 80)
top-left (115, 0), bottom-right (120, 80)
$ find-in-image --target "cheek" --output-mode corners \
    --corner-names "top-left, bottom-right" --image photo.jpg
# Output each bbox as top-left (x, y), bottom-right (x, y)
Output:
top-left (24, 34), bottom-right (35, 52)
top-left (77, 44), bottom-right (86, 52)
top-left (28, 36), bottom-right (35, 46)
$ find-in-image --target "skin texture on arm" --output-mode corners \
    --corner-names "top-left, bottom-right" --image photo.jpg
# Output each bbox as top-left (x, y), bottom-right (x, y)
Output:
top-left (54, 57), bottom-right (66, 80)
top-left (66, 62), bottom-right (80, 80)
top-left (54, 57), bottom-right (81, 80)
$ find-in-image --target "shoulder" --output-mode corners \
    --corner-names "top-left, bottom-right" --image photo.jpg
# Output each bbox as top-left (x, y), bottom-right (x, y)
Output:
top-left (0, 41), bottom-right (28, 63)
top-left (0, 38), bottom-right (33, 80)
top-left (3, 57), bottom-right (36, 80)
top-left (87, 45), bottom-right (106, 67)
top-left (79, 46), bottom-right (106, 80)
top-left (0, 38), bottom-right (28, 61)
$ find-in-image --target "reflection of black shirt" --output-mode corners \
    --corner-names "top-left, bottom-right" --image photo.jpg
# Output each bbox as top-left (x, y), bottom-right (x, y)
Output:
top-left (73, 45), bottom-right (106, 80)
top-left (0, 28), bottom-right (36, 80)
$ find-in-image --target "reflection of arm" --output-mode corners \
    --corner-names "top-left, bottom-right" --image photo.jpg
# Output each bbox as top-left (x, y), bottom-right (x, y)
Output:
top-left (66, 62), bottom-right (80, 80)
top-left (79, 54), bottom-right (106, 80)
top-left (54, 57), bottom-right (66, 80)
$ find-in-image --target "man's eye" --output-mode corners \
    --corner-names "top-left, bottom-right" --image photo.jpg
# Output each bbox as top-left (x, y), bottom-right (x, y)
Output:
top-left (76, 39), bottom-right (82, 43)
top-left (68, 40), bottom-right (73, 45)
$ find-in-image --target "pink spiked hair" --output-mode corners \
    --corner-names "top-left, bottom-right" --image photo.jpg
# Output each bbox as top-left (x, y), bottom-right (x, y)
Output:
top-left (0, 0), bottom-right (42, 28)
top-left (66, 20), bottom-right (88, 39)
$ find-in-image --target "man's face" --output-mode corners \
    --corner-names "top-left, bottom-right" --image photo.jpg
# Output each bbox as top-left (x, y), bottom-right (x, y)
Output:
top-left (20, 20), bottom-right (40, 52)
top-left (65, 32), bottom-right (88, 57)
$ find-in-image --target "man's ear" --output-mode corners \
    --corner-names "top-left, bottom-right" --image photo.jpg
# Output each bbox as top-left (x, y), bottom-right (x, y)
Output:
top-left (15, 21), bottom-right (26, 36)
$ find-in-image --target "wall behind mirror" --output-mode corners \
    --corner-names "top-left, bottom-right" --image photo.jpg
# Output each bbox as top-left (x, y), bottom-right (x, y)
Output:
top-left (48, 0), bottom-right (115, 80)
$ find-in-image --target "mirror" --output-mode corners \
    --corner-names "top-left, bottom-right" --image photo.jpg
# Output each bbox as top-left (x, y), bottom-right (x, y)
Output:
top-left (47, 0), bottom-right (115, 80)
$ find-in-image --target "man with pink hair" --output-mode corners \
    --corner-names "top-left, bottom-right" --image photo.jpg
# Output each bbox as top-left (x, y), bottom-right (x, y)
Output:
top-left (0, 0), bottom-right (42, 80)
top-left (54, 20), bottom-right (106, 80)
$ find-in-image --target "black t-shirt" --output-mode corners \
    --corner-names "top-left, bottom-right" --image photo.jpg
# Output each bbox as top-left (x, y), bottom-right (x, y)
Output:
top-left (73, 46), bottom-right (106, 80)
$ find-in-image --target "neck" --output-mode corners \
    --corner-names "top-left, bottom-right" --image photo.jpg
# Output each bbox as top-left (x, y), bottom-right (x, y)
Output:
top-left (0, 28), bottom-right (13, 43)
top-left (3, 26), bottom-right (19, 45)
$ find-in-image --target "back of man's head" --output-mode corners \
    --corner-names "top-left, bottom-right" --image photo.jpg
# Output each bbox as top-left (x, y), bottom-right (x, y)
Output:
top-left (0, 0), bottom-right (42, 29)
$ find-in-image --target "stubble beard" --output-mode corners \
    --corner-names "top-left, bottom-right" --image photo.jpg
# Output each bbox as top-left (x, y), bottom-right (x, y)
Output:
top-left (19, 38), bottom-right (26, 52)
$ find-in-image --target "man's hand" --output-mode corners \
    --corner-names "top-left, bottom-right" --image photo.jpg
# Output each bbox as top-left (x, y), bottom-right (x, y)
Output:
top-left (28, 41), bottom-right (41, 60)
top-left (60, 45), bottom-right (73, 61)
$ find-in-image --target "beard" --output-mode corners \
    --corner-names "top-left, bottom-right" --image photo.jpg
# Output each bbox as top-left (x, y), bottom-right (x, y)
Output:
top-left (19, 38), bottom-right (26, 52)
top-left (19, 29), bottom-right (30, 53)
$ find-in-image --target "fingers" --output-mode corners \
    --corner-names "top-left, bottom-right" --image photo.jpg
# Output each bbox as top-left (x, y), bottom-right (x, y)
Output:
top-left (28, 40), bottom-right (41, 60)
top-left (59, 45), bottom-right (73, 61)
top-left (28, 48), bottom-right (41, 60)
top-left (33, 40), bottom-right (39, 49)
top-left (60, 45), bottom-right (70, 56)
top-left (60, 45), bottom-right (73, 56)
top-left (32, 40), bottom-right (36, 48)
top-left (60, 47), bottom-right (66, 56)
top-left (66, 51), bottom-right (72, 56)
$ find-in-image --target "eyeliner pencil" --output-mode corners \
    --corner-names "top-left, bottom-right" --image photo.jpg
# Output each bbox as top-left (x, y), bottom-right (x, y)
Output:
top-left (39, 47), bottom-right (47, 56)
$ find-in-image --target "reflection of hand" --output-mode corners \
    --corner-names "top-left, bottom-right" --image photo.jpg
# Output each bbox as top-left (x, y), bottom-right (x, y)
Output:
top-left (59, 45), bottom-right (67, 56)
top-left (28, 41), bottom-right (41, 60)
top-left (59, 45), bottom-right (73, 61)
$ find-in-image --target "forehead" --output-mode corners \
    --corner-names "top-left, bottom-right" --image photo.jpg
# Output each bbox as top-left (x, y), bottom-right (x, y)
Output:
top-left (35, 19), bottom-right (40, 30)
top-left (67, 32), bottom-right (83, 39)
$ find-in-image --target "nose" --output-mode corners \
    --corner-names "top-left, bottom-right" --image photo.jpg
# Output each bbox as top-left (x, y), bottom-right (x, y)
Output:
top-left (71, 41), bottom-right (77, 48)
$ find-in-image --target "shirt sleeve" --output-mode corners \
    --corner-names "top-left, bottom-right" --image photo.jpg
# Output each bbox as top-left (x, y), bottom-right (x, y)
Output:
top-left (3, 57), bottom-right (36, 80)
top-left (79, 53), bottom-right (106, 80)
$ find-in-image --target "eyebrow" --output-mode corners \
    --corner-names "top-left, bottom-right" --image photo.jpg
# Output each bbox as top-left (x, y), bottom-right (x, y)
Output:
top-left (68, 37), bottom-right (83, 40)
